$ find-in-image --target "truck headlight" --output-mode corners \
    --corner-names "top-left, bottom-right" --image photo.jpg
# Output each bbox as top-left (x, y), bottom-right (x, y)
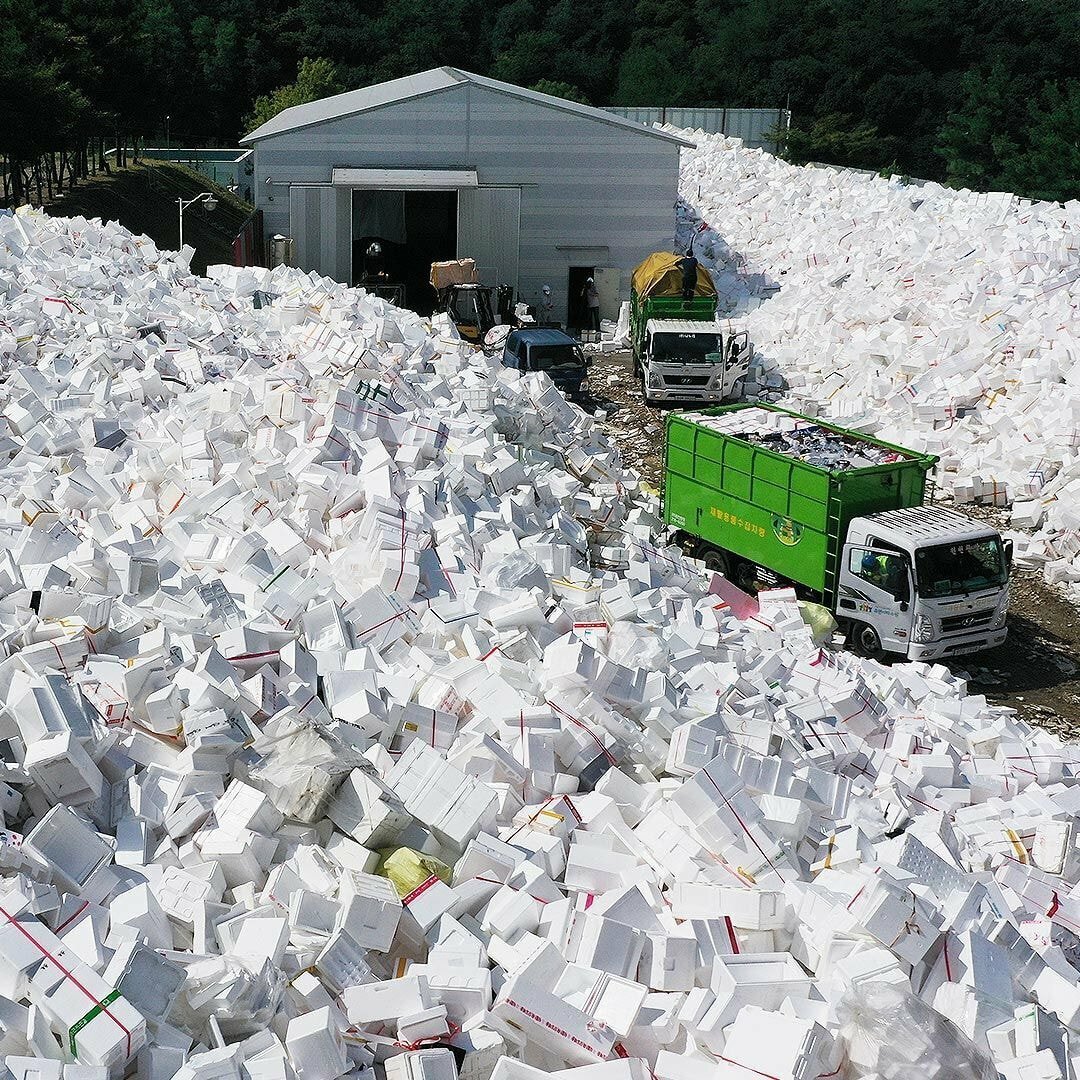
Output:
top-left (913, 615), bottom-right (934, 642)
top-left (994, 589), bottom-right (1009, 626)
top-left (648, 373), bottom-right (663, 389)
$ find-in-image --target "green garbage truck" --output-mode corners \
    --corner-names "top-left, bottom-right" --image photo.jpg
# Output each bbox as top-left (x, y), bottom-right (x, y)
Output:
top-left (630, 253), bottom-right (751, 405)
top-left (663, 403), bottom-right (1011, 660)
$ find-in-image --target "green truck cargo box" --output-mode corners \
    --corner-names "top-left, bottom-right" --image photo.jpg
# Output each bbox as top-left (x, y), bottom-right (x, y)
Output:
top-left (663, 404), bottom-right (938, 605)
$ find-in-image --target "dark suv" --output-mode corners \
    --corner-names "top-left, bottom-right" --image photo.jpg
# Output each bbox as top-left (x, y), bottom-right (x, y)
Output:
top-left (501, 329), bottom-right (590, 396)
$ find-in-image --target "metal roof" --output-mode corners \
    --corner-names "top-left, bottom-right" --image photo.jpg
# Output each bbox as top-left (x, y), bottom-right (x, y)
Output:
top-left (242, 67), bottom-right (695, 147)
top-left (507, 328), bottom-right (579, 345)
top-left (863, 505), bottom-right (999, 543)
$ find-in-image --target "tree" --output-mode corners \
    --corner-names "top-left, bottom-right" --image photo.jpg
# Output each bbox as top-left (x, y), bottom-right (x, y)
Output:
top-left (1000, 80), bottom-right (1080, 203)
top-left (936, 61), bottom-right (1021, 190)
top-left (243, 57), bottom-right (343, 134)
top-left (779, 113), bottom-right (887, 169)
top-left (530, 80), bottom-right (589, 104)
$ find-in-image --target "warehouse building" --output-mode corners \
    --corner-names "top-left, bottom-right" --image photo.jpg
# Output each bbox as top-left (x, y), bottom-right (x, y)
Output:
top-left (241, 68), bottom-right (692, 323)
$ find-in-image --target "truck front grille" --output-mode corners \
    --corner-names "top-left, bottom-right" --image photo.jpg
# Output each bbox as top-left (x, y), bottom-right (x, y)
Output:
top-left (665, 376), bottom-right (711, 387)
top-left (941, 609), bottom-right (995, 634)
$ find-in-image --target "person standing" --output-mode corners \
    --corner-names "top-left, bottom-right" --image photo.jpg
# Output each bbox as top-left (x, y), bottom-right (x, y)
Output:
top-left (583, 277), bottom-right (600, 331)
top-left (678, 250), bottom-right (699, 301)
top-left (539, 284), bottom-right (556, 325)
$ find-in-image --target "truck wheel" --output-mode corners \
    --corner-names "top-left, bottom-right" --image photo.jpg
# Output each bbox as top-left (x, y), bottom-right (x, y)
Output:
top-left (701, 548), bottom-right (730, 575)
top-left (730, 559), bottom-right (758, 595)
top-left (851, 622), bottom-right (883, 660)
top-left (701, 549), bottom-right (757, 593)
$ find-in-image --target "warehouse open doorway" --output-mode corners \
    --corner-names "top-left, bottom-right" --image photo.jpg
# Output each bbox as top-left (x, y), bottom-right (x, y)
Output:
top-left (568, 264), bottom-right (620, 331)
top-left (567, 266), bottom-right (594, 331)
top-left (353, 190), bottom-right (457, 314)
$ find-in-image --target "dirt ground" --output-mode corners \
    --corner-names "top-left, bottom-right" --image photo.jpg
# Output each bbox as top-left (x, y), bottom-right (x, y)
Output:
top-left (586, 349), bottom-right (1080, 736)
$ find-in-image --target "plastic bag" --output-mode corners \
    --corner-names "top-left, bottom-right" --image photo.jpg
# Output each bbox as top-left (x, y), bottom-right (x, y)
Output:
top-left (837, 982), bottom-right (997, 1079)
top-left (487, 550), bottom-right (550, 595)
top-left (376, 847), bottom-right (453, 897)
top-left (169, 955), bottom-right (284, 1043)
top-left (242, 715), bottom-right (367, 824)
top-left (605, 622), bottom-right (667, 670)
top-left (799, 600), bottom-right (838, 645)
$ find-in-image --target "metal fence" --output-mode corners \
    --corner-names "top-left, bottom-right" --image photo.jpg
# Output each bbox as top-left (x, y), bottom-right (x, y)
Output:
top-left (604, 107), bottom-right (790, 152)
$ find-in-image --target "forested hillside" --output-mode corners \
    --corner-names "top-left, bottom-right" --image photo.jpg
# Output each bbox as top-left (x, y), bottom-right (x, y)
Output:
top-left (3, 0), bottom-right (1079, 202)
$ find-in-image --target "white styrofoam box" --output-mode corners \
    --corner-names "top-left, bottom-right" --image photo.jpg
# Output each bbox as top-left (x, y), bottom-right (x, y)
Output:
top-left (397, 1004), bottom-right (451, 1046)
top-left (344, 976), bottom-right (431, 1026)
top-left (409, 963), bottom-right (492, 1025)
top-left (638, 930), bottom-right (697, 991)
top-left (553, 964), bottom-right (648, 1037)
top-left (327, 768), bottom-right (412, 848)
top-left (30, 950), bottom-right (146, 1068)
top-left (385, 1049), bottom-right (458, 1080)
top-left (492, 969), bottom-right (617, 1065)
top-left (285, 1007), bottom-right (349, 1080)
top-left (708, 953), bottom-right (814, 1029)
top-left (24, 806), bottom-right (113, 894)
top-left (719, 1005), bottom-right (838, 1080)
top-left (336, 870), bottom-right (402, 951)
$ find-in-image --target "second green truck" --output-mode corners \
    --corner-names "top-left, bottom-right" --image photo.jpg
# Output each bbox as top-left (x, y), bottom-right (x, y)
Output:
top-left (630, 252), bottom-right (751, 405)
top-left (664, 403), bottom-right (1011, 660)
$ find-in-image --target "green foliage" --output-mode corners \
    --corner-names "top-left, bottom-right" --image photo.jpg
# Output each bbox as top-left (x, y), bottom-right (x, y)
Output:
top-left (1000, 81), bottom-right (1080, 203)
top-left (780, 114), bottom-right (888, 170)
top-left (937, 62), bottom-right (1022, 190)
top-left (2, 0), bottom-right (1080, 203)
top-left (530, 81), bottom-right (590, 105)
top-left (243, 57), bottom-right (343, 134)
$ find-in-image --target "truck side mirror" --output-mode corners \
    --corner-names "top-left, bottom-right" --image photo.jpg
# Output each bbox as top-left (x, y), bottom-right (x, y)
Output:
top-left (1004, 538), bottom-right (1014, 570)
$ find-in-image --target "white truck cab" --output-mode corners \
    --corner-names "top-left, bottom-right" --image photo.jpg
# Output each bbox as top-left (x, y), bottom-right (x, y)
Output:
top-left (837, 506), bottom-right (1010, 660)
top-left (639, 319), bottom-right (751, 404)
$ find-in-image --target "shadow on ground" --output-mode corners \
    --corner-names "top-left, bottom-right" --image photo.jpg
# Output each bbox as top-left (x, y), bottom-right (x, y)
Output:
top-left (43, 161), bottom-right (252, 275)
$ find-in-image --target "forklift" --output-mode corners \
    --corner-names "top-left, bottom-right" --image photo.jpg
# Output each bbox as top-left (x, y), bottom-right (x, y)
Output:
top-left (430, 260), bottom-right (513, 343)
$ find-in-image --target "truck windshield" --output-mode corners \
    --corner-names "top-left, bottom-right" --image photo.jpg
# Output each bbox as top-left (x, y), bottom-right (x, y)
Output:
top-left (651, 332), bottom-right (722, 363)
top-left (527, 345), bottom-right (584, 371)
top-left (915, 537), bottom-right (1008, 598)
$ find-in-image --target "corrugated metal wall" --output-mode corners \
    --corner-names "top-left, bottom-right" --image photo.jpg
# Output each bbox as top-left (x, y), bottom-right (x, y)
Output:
top-left (604, 107), bottom-right (789, 152)
top-left (457, 187), bottom-right (521, 293)
top-left (249, 83), bottom-right (684, 321)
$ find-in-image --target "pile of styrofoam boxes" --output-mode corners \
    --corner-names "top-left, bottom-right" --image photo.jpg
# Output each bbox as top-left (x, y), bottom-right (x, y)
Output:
top-left (2, 207), bottom-right (1080, 1080)
top-left (674, 129), bottom-right (1080, 595)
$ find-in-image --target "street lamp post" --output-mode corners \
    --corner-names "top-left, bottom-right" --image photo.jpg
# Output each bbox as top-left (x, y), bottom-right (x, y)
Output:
top-left (177, 191), bottom-right (218, 250)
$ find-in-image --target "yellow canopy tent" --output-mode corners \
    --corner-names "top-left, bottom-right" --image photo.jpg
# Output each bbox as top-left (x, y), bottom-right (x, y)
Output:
top-left (631, 252), bottom-right (717, 300)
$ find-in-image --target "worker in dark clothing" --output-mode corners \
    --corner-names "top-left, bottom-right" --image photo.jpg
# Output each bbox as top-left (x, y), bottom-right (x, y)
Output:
top-left (582, 277), bottom-right (600, 331)
top-left (678, 251), bottom-right (699, 301)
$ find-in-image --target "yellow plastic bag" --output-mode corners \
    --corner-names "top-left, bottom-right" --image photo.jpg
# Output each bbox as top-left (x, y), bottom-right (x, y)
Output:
top-left (798, 601), bottom-right (837, 645)
top-left (376, 847), bottom-right (453, 897)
